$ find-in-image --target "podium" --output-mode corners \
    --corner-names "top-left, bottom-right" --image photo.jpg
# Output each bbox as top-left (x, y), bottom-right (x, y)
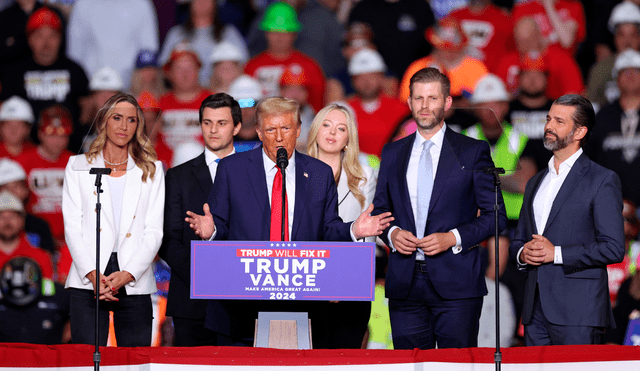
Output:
top-left (191, 241), bottom-right (375, 348)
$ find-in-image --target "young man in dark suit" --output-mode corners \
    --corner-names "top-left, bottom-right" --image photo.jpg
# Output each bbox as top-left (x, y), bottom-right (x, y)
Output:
top-left (160, 93), bottom-right (241, 346)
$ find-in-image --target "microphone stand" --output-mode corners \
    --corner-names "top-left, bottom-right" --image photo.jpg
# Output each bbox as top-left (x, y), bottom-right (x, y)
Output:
top-left (276, 149), bottom-right (288, 241)
top-left (484, 166), bottom-right (505, 371)
top-left (280, 166), bottom-right (286, 241)
top-left (89, 168), bottom-right (111, 371)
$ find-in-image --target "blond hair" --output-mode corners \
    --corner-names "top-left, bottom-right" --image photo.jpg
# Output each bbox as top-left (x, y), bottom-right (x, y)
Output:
top-left (256, 97), bottom-right (301, 128)
top-left (85, 93), bottom-right (158, 182)
top-left (307, 104), bottom-right (366, 208)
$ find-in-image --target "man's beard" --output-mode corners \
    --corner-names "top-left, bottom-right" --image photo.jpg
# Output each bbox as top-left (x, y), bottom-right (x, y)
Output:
top-left (0, 231), bottom-right (19, 243)
top-left (543, 127), bottom-right (575, 151)
top-left (414, 106), bottom-right (445, 131)
top-left (520, 89), bottom-right (545, 99)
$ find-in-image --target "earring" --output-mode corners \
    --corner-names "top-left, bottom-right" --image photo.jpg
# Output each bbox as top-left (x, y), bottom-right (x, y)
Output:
top-left (343, 145), bottom-right (348, 151)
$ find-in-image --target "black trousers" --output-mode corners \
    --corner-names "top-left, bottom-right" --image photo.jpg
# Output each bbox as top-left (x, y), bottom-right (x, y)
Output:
top-left (69, 253), bottom-right (153, 346)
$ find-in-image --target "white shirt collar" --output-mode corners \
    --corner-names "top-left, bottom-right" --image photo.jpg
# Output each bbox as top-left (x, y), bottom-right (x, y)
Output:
top-left (548, 147), bottom-right (583, 176)
top-left (205, 147), bottom-right (236, 166)
top-left (413, 123), bottom-right (446, 150)
top-left (262, 148), bottom-right (296, 174)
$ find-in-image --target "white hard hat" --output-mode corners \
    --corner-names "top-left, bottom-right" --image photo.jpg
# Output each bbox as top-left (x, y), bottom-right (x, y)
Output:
top-left (470, 74), bottom-right (510, 104)
top-left (0, 159), bottom-right (27, 186)
top-left (613, 49), bottom-right (640, 78)
top-left (210, 41), bottom-right (247, 64)
top-left (228, 75), bottom-right (264, 102)
top-left (348, 49), bottom-right (386, 76)
top-left (0, 96), bottom-right (35, 124)
top-left (90, 66), bottom-right (124, 91)
top-left (0, 190), bottom-right (25, 214)
top-left (608, 1), bottom-right (640, 33)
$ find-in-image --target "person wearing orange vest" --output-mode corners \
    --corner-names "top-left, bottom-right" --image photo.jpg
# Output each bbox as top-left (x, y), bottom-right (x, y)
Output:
top-left (399, 17), bottom-right (488, 103)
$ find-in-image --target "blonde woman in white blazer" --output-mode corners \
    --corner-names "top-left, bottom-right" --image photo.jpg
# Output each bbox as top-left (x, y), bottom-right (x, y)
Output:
top-left (307, 103), bottom-right (378, 349)
top-left (62, 93), bottom-right (164, 346)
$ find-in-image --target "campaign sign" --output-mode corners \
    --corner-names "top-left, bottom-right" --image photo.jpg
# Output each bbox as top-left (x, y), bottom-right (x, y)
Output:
top-left (191, 241), bottom-right (375, 301)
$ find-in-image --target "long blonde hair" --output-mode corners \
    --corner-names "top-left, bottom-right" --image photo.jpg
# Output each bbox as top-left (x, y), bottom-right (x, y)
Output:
top-left (85, 93), bottom-right (158, 182)
top-left (307, 104), bottom-right (366, 208)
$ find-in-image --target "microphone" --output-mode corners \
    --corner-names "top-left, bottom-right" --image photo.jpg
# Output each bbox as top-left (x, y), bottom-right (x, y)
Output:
top-left (276, 148), bottom-right (288, 169)
top-left (89, 168), bottom-right (112, 175)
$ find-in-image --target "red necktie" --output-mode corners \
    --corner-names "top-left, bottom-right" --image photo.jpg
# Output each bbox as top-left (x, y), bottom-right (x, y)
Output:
top-left (270, 169), bottom-right (289, 241)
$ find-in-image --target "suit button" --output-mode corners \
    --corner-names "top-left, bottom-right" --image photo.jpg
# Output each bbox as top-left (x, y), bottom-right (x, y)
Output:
top-left (133, 215), bottom-right (136, 219)
top-left (94, 208), bottom-right (97, 213)
top-left (126, 233), bottom-right (131, 238)
top-left (93, 191), bottom-right (97, 196)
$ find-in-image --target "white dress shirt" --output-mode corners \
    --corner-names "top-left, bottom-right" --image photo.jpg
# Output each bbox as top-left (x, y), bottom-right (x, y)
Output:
top-left (388, 124), bottom-right (462, 256)
top-left (263, 150), bottom-right (296, 237)
top-left (518, 148), bottom-right (583, 265)
top-left (205, 147), bottom-right (236, 182)
top-left (106, 173), bottom-right (127, 252)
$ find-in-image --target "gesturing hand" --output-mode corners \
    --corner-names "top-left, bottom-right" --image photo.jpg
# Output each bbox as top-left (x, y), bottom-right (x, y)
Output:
top-left (186, 203), bottom-right (215, 240)
top-left (353, 204), bottom-right (394, 240)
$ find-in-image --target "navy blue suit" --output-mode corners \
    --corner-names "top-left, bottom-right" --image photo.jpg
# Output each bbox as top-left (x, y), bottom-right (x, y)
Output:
top-left (203, 146), bottom-right (352, 343)
top-left (373, 128), bottom-right (507, 349)
top-left (160, 153), bottom-right (219, 346)
top-left (509, 152), bottom-right (625, 345)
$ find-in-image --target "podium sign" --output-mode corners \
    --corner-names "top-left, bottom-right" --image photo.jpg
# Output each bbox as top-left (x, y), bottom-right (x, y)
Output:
top-left (191, 241), bottom-right (375, 301)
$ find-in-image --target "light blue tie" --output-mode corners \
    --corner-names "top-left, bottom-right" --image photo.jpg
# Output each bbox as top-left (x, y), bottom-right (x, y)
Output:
top-left (416, 140), bottom-right (434, 260)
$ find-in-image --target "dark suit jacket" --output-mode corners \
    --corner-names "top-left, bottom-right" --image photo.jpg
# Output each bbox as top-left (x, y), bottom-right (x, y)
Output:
top-left (509, 152), bottom-right (625, 328)
top-left (160, 153), bottom-right (212, 320)
top-left (373, 128), bottom-right (507, 301)
top-left (204, 146), bottom-right (352, 337)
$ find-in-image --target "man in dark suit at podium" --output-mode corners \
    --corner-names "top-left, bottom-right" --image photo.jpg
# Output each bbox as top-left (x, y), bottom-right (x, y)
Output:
top-left (373, 67), bottom-right (507, 350)
top-left (186, 97), bottom-right (393, 346)
top-left (160, 93), bottom-right (241, 346)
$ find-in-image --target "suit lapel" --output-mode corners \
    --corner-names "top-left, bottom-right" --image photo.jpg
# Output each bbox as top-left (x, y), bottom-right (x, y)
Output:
top-left (118, 156), bottom-right (142, 244)
top-left (543, 153), bottom-right (590, 234)
top-left (246, 147), bottom-right (270, 219)
top-left (292, 151), bottom-right (310, 239)
top-left (397, 134), bottom-right (416, 234)
top-left (191, 153), bottom-right (213, 195)
top-left (429, 129), bottom-right (456, 216)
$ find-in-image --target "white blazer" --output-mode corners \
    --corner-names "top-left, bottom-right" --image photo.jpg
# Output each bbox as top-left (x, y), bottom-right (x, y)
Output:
top-left (337, 157), bottom-right (378, 243)
top-left (62, 154), bottom-right (165, 295)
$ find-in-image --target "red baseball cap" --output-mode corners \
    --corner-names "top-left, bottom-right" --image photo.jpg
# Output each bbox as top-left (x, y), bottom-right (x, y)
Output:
top-left (137, 91), bottom-right (161, 112)
top-left (163, 44), bottom-right (201, 73)
top-left (26, 7), bottom-right (62, 36)
top-left (280, 64), bottom-right (308, 89)
top-left (39, 105), bottom-right (72, 136)
top-left (425, 18), bottom-right (467, 53)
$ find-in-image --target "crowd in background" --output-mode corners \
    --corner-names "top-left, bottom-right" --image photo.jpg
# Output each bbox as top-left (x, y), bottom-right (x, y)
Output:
top-left (1, 0), bottom-right (640, 348)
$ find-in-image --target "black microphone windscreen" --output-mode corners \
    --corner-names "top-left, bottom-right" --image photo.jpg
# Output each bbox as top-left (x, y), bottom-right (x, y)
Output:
top-left (276, 148), bottom-right (288, 169)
